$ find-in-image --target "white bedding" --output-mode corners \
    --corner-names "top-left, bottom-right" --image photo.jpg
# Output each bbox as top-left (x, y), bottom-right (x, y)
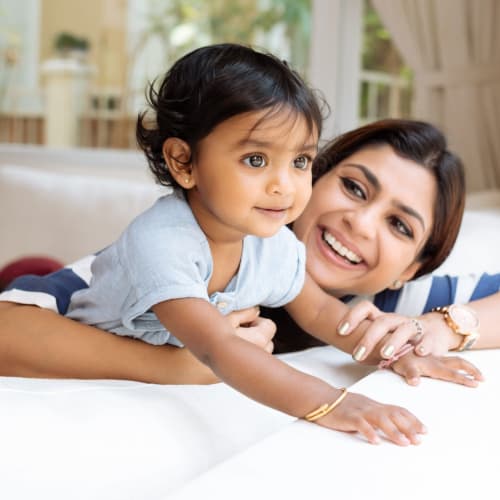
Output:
top-left (1, 147), bottom-right (499, 499)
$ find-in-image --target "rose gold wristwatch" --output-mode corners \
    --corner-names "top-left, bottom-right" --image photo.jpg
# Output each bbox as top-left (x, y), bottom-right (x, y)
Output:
top-left (431, 304), bottom-right (480, 351)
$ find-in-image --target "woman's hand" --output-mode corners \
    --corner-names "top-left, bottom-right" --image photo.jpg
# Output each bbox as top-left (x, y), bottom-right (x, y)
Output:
top-left (336, 301), bottom-right (455, 362)
top-left (390, 351), bottom-right (484, 387)
top-left (315, 389), bottom-right (427, 446)
top-left (228, 307), bottom-right (276, 353)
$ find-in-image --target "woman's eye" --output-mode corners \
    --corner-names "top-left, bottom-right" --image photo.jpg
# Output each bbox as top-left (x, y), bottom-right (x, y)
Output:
top-left (390, 216), bottom-right (413, 238)
top-left (293, 156), bottom-right (309, 170)
top-left (243, 154), bottom-right (266, 168)
top-left (341, 177), bottom-right (365, 199)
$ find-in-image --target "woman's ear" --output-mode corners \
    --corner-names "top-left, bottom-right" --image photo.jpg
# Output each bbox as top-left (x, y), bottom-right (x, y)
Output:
top-left (162, 138), bottom-right (195, 188)
top-left (391, 261), bottom-right (422, 289)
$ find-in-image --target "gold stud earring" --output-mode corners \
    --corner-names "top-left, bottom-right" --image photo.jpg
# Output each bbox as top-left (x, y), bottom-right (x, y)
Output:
top-left (391, 279), bottom-right (403, 290)
top-left (184, 178), bottom-right (190, 184)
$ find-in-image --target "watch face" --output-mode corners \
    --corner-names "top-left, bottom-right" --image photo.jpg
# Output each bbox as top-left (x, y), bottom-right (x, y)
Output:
top-left (449, 304), bottom-right (480, 332)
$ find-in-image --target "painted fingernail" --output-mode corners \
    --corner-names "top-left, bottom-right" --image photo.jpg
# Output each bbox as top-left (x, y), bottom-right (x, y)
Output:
top-left (353, 345), bottom-right (366, 361)
top-left (417, 345), bottom-right (426, 355)
top-left (381, 345), bottom-right (395, 358)
top-left (338, 321), bottom-right (350, 335)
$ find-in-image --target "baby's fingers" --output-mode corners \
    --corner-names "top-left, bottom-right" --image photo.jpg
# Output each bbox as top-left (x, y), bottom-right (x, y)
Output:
top-left (359, 408), bottom-right (425, 446)
top-left (354, 418), bottom-right (381, 445)
top-left (227, 306), bottom-right (260, 328)
top-left (391, 361), bottom-right (422, 386)
top-left (444, 356), bottom-right (484, 381)
top-left (429, 356), bottom-right (482, 387)
top-left (377, 410), bottom-right (425, 446)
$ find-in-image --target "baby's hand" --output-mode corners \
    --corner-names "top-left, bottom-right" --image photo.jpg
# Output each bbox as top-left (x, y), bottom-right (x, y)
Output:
top-left (228, 307), bottom-right (276, 353)
top-left (314, 389), bottom-right (426, 446)
top-left (391, 351), bottom-right (484, 387)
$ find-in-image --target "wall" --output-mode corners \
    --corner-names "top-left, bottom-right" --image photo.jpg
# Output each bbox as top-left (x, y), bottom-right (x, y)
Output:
top-left (39, 0), bottom-right (127, 88)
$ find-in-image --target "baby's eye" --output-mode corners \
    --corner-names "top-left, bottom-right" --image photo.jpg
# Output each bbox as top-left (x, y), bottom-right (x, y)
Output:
top-left (389, 216), bottom-right (413, 239)
top-left (293, 156), bottom-right (310, 170)
top-left (341, 177), bottom-right (366, 199)
top-left (243, 154), bottom-right (267, 168)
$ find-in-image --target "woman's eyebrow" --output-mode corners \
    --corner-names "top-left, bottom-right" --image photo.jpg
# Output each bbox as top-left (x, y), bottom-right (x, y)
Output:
top-left (393, 202), bottom-right (425, 231)
top-left (345, 163), bottom-right (425, 230)
top-left (345, 163), bottom-right (381, 190)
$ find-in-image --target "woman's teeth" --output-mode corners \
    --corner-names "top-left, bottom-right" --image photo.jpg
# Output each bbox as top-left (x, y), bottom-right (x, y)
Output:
top-left (322, 231), bottom-right (362, 264)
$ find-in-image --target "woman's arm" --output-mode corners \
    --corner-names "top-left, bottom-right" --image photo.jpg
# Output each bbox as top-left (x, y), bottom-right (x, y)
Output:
top-left (0, 302), bottom-right (274, 384)
top-left (416, 291), bottom-right (500, 353)
top-left (336, 291), bottom-right (500, 361)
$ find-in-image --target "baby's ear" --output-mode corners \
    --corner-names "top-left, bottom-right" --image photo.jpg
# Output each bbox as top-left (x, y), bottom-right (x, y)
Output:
top-left (162, 138), bottom-right (195, 188)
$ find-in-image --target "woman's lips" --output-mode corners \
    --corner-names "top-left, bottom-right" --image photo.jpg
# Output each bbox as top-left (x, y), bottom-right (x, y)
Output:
top-left (322, 229), bottom-right (362, 263)
top-left (315, 226), bottom-right (367, 270)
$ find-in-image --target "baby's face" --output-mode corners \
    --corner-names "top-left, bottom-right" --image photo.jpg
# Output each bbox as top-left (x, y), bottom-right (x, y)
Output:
top-left (186, 108), bottom-right (319, 242)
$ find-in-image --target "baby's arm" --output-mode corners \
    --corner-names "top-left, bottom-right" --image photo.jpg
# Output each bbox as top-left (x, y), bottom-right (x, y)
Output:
top-left (153, 297), bottom-right (426, 445)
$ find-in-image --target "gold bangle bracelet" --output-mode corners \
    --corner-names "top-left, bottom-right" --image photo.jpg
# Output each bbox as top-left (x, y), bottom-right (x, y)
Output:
top-left (304, 388), bottom-right (348, 422)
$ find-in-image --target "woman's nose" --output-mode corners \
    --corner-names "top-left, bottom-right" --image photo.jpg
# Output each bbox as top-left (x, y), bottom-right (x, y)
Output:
top-left (342, 207), bottom-right (378, 239)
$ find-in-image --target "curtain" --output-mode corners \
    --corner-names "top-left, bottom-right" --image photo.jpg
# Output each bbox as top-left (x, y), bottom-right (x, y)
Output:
top-left (372, 0), bottom-right (500, 192)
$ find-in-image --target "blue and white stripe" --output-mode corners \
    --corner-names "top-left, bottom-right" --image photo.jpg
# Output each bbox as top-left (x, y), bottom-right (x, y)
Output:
top-left (345, 272), bottom-right (500, 315)
top-left (0, 255), bottom-right (95, 313)
top-left (0, 256), bottom-right (499, 316)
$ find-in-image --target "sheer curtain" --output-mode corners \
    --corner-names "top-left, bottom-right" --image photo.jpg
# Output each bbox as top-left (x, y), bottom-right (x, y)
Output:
top-left (372, 0), bottom-right (500, 192)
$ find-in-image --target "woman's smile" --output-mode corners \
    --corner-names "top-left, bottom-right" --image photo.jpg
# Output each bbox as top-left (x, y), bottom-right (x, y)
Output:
top-left (321, 228), bottom-right (363, 264)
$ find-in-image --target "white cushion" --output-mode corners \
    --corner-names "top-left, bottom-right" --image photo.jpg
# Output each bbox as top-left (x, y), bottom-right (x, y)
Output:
top-left (435, 207), bottom-right (500, 275)
top-left (0, 165), bottom-right (163, 266)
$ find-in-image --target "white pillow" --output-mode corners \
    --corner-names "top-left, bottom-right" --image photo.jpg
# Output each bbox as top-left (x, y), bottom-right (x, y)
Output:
top-left (0, 165), bottom-right (164, 266)
top-left (435, 208), bottom-right (500, 275)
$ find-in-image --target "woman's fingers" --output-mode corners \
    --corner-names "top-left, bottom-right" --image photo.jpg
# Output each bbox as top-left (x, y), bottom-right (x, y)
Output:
top-left (352, 315), bottom-right (415, 361)
top-left (337, 300), bottom-right (384, 336)
top-left (377, 320), bottom-right (421, 359)
top-left (412, 332), bottom-right (453, 357)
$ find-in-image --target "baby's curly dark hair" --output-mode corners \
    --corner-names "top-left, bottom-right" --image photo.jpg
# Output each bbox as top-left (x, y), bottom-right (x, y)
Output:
top-left (136, 43), bottom-right (324, 190)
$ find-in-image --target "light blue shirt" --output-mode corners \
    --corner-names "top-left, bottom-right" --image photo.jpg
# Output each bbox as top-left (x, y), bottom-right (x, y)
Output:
top-left (65, 191), bottom-right (306, 345)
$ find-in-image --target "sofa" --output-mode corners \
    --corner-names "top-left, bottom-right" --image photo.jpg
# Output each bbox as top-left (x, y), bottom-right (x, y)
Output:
top-left (1, 144), bottom-right (500, 500)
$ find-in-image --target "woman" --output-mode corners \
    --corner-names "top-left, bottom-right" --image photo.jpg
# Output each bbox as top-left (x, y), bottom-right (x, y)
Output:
top-left (268, 119), bottom-right (500, 384)
top-left (0, 119), bottom-right (497, 385)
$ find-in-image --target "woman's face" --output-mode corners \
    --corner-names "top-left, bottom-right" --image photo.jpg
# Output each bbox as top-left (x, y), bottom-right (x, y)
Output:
top-left (293, 144), bottom-right (437, 297)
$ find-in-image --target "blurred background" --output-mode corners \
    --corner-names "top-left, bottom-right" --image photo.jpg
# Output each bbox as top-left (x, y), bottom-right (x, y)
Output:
top-left (0, 0), bottom-right (499, 190)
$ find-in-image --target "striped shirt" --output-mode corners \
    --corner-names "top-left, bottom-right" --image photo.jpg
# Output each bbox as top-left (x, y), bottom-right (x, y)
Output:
top-left (2, 260), bottom-right (499, 318)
